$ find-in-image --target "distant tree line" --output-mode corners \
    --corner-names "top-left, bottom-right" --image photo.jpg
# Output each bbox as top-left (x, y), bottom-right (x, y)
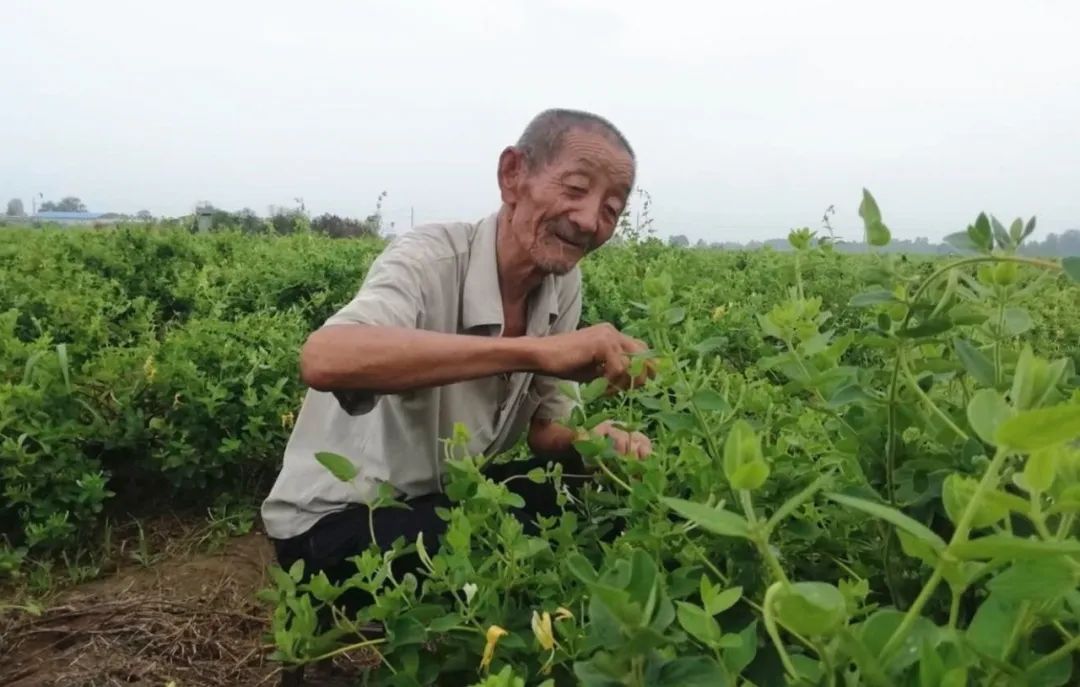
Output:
top-left (190, 191), bottom-right (390, 239)
top-left (670, 229), bottom-right (1080, 257)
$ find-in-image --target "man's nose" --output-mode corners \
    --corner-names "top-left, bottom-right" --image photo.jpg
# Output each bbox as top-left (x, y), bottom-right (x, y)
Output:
top-left (570, 203), bottom-right (601, 236)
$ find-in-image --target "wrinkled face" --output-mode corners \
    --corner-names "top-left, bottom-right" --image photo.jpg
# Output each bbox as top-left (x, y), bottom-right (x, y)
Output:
top-left (499, 129), bottom-right (635, 276)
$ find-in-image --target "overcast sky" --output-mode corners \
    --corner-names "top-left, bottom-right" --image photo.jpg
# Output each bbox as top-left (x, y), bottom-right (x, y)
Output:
top-left (2, 0), bottom-right (1078, 242)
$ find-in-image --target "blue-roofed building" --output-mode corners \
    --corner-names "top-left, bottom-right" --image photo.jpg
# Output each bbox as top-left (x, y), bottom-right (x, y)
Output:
top-left (30, 211), bottom-right (108, 225)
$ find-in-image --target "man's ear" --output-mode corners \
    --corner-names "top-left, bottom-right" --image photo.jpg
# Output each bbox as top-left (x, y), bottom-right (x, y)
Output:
top-left (497, 146), bottom-right (527, 205)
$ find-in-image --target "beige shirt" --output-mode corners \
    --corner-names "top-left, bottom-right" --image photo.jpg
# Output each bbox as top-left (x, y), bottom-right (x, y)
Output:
top-left (261, 212), bottom-right (581, 540)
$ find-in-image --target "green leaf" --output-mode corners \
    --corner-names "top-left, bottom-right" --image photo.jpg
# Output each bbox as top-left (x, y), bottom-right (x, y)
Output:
top-left (825, 492), bottom-right (946, 552)
top-left (1063, 257), bottom-right (1080, 283)
top-left (723, 420), bottom-right (768, 490)
top-left (859, 609), bottom-right (939, 673)
top-left (1003, 307), bottom-right (1033, 337)
top-left (730, 461), bottom-right (769, 491)
top-left (1024, 216), bottom-right (1037, 239)
top-left (970, 213), bottom-right (993, 252)
top-left (660, 497), bottom-right (751, 539)
top-left (772, 581), bottom-right (847, 637)
top-left (952, 534), bottom-right (1080, 560)
top-left (1009, 217), bottom-right (1024, 243)
top-left (314, 452), bottom-right (358, 482)
top-left (386, 616), bottom-right (427, 647)
top-left (722, 621), bottom-right (758, 674)
top-left (942, 667), bottom-right (969, 687)
top-left (526, 467), bottom-right (546, 484)
top-left (967, 594), bottom-right (1020, 658)
top-left (676, 601), bottom-right (724, 646)
top-left (655, 656), bottom-right (730, 687)
top-left (704, 585), bottom-right (742, 616)
top-left (942, 473), bottom-right (1008, 529)
top-left (986, 558), bottom-right (1076, 602)
top-left (966, 389), bottom-right (1013, 445)
top-left (996, 404), bottom-right (1080, 451)
top-left (827, 384), bottom-right (878, 407)
top-left (657, 412), bottom-right (697, 433)
top-left (858, 188), bottom-right (882, 226)
top-left (691, 389), bottom-right (730, 413)
top-left (565, 553), bottom-right (599, 585)
top-left (581, 377), bottom-right (609, 403)
top-left (896, 529), bottom-right (938, 567)
top-left (944, 231), bottom-right (979, 252)
top-left (991, 215), bottom-right (1012, 249)
top-left (428, 613), bottom-right (463, 633)
top-left (666, 307), bottom-right (687, 325)
top-left (898, 318), bottom-right (953, 339)
top-left (866, 220), bottom-right (891, 247)
top-left (693, 337), bottom-right (727, 357)
top-left (953, 338), bottom-right (997, 387)
top-left (1023, 449), bottom-right (1057, 493)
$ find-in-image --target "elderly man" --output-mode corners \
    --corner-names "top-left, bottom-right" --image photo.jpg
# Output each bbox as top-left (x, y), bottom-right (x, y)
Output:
top-left (261, 108), bottom-right (653, 608)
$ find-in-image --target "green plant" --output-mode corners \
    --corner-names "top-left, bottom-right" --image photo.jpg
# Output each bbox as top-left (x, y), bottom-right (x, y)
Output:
top-left (260, 190), bottom-right (1080, 685)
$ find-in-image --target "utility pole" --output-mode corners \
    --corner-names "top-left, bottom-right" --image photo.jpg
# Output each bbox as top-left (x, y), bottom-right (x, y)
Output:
top-left (410, 206), bottom-right (414, 229)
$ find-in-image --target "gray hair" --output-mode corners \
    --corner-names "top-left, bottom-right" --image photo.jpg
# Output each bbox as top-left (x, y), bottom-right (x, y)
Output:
top-left (515, 108), bottom-right (635, 172)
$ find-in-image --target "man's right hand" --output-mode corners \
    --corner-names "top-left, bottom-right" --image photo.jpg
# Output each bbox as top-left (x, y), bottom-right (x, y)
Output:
top-left (533, 323), bottom-right (655, 392)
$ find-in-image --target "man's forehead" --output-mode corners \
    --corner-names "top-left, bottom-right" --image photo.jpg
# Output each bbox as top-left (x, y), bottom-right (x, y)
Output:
top-left (555, 133), bottom-right (635, 182)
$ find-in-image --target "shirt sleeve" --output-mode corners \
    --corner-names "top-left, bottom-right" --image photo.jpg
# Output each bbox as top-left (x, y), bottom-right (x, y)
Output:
top-left (321, 235), bottom-right (431, 415)
top-left (530, 274), bottom-right (583, 422)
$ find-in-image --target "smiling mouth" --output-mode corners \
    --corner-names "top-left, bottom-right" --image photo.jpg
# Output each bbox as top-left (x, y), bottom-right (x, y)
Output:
top-left (555, 235), bottom-right (586, 250)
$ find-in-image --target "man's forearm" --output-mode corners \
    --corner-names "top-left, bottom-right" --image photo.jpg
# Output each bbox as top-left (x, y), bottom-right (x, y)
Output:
top-left (300, 324), bottom-right (544, 393)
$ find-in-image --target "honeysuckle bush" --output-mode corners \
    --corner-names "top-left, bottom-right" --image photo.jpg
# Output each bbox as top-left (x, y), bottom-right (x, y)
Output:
top-left (263, 192), bottom-right (1080, 686)
top-left (0, 221), bottom-right (895, 572)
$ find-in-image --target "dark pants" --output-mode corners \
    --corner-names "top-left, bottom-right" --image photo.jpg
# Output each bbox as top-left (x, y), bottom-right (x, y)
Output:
top-left (270, 454), bottom-right (590, 620)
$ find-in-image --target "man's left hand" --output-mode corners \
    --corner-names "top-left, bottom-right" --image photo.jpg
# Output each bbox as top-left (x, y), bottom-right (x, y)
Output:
top-left (590, 420), bottom-right (652, 460)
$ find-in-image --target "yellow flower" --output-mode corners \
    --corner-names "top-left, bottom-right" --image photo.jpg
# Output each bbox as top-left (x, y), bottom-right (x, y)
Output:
top-left (711, 305), bottom-right (727, 322)
top-left (531, 611), bottom-right (555, 651)
top-left (143, 355), bottom-right (157, 381)
top-left (281, 411), bottom-right (295, 429)
top-left (479, 625), bottom-right (507, 672)
top-left (554, 607), bottom-right (574, 621)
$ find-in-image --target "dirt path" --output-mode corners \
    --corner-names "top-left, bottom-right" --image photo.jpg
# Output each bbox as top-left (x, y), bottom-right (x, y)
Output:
top-left (1, 532), bottom-right (282, 687)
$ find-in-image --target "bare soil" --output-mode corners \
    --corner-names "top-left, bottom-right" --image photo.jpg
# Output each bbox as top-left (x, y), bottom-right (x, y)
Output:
top-left (0, 531), bottom-right (281, 687)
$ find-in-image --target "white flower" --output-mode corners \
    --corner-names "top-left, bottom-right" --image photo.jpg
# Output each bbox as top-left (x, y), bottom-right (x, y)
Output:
top-left (463, 582), bottom-right (478, 605)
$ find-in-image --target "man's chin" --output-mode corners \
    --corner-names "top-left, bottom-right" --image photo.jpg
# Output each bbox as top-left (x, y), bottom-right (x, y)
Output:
top-left (535, 256), bottom-right (578, 276)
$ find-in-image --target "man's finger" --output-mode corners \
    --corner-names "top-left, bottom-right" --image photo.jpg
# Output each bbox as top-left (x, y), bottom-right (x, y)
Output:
top-left (630, 433), bottom-right (652, 459)
top-left (611, 431), bottom-right (629, 455)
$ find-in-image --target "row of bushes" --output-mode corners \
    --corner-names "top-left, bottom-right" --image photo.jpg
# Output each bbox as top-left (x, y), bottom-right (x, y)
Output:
top-left (2, 225), bottom-right (1076, 576)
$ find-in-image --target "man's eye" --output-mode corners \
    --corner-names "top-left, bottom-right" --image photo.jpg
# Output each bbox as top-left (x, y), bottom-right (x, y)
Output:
top-left (565, 184), bottom-right (588, 195)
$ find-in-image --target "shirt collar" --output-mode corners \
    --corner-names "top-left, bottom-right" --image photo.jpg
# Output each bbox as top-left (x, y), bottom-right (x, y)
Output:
top-left (462, 211), bottom-right (561, 333)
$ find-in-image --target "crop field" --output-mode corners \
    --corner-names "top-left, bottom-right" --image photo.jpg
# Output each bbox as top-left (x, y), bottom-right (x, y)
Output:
top-left (3, 193), bottom-right (1080, 686)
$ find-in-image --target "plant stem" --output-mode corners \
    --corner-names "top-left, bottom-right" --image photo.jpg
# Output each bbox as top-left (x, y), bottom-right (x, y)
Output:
top-left (1056, 513), bottom-right (1074, 539)
top-left (884, 357), bottom-right (902, 505)
top-left (741, 490), bottom-right (790, 585)
top-left (1027, 633), bottom-right (1080, 672)
top-left (595, 458), bottom-right (633, 494)
top-left (948, 588), bottom-right (961, 630)
top-left (994, 295), bottom-right (1006, 387)
top-left (763, 582), bottom-right (802, 681)
top-left (899, 357), bottom-right (969, 440)
top-left (303, 637), bottom-right (389, 665)
top-left (880, 446), bottom-right (1010, 660)
top-left (795, 253), bottom-right (805, 302)
top-left (999, 602), bottom-right (1030, 663)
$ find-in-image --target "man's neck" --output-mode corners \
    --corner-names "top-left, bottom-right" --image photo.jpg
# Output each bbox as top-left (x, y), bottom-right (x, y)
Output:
top-left (495, 207), bottom-right (545, 306)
